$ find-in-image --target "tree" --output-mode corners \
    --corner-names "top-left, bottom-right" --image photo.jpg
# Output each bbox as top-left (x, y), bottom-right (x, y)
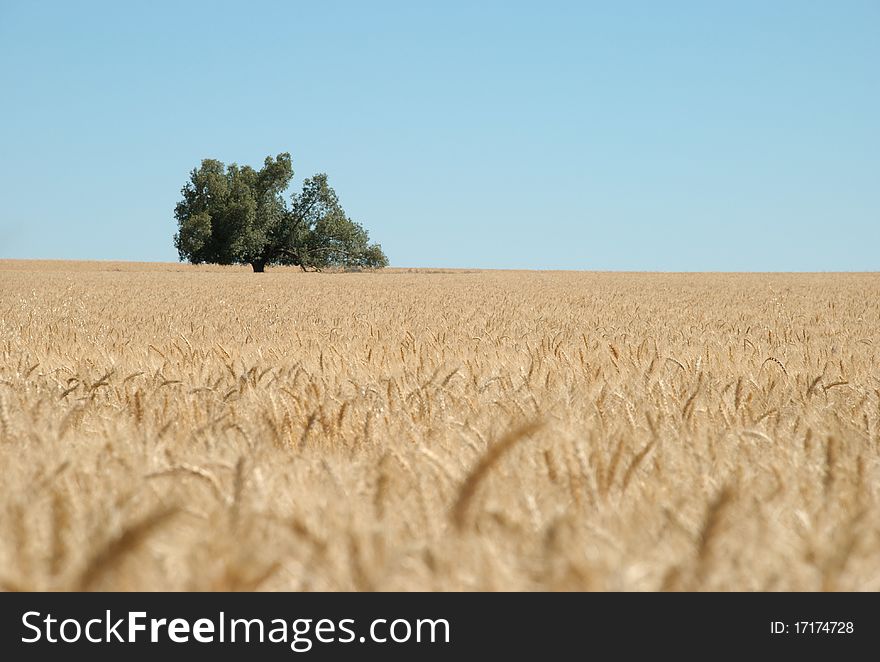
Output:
top-left (174, 153), bottom-right (388, 272)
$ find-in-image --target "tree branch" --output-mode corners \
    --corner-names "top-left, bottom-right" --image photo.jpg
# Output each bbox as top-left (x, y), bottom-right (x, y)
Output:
top-left (289, 198), bottom-right (320, 233)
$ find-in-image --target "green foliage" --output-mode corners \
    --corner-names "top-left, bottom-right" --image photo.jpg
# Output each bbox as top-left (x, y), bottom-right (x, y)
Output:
top-left (174, 153), bottom-right (387, 271)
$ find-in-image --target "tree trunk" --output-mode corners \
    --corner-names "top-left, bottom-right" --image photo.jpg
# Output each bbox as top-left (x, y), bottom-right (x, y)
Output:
top-left (252, 260), bottom-right (266, 273)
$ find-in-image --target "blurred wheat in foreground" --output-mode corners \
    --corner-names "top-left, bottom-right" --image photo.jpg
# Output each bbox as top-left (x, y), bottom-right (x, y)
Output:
top-left (1, 260), bottom-right (879, 591)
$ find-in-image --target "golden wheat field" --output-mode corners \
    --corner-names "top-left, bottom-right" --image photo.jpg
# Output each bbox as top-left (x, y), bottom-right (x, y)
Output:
top-left (1, 260), bottom-right (879, 591)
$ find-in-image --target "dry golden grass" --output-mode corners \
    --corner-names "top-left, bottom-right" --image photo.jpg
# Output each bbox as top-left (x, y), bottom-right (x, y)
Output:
top-left (1, 260), bottom-right (879, 591)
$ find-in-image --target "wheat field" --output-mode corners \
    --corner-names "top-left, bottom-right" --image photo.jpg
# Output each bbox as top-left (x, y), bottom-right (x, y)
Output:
top-left (1, 260), bottom-right (878, 591)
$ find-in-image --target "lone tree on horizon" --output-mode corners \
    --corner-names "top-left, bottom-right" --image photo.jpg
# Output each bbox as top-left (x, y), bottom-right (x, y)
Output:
top-left (174, 153), bottom-right (388, 272)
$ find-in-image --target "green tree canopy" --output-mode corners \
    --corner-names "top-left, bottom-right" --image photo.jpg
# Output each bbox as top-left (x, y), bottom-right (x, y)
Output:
top-left (174, 153), bottom-right (388, 272)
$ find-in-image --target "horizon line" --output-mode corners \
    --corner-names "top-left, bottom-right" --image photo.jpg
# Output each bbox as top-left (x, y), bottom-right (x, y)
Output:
top-left (1, 258), bottom-right (877, 275)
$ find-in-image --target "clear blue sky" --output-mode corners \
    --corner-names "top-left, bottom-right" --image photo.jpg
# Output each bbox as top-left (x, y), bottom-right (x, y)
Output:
top-left (1, 1), bottom-right (877, 270)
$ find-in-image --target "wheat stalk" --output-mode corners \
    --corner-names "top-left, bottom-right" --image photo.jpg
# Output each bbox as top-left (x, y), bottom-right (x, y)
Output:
top-left (451, 420), bottom-right (543, 530)
top-left (75, 507), bottom-right (178, 591)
